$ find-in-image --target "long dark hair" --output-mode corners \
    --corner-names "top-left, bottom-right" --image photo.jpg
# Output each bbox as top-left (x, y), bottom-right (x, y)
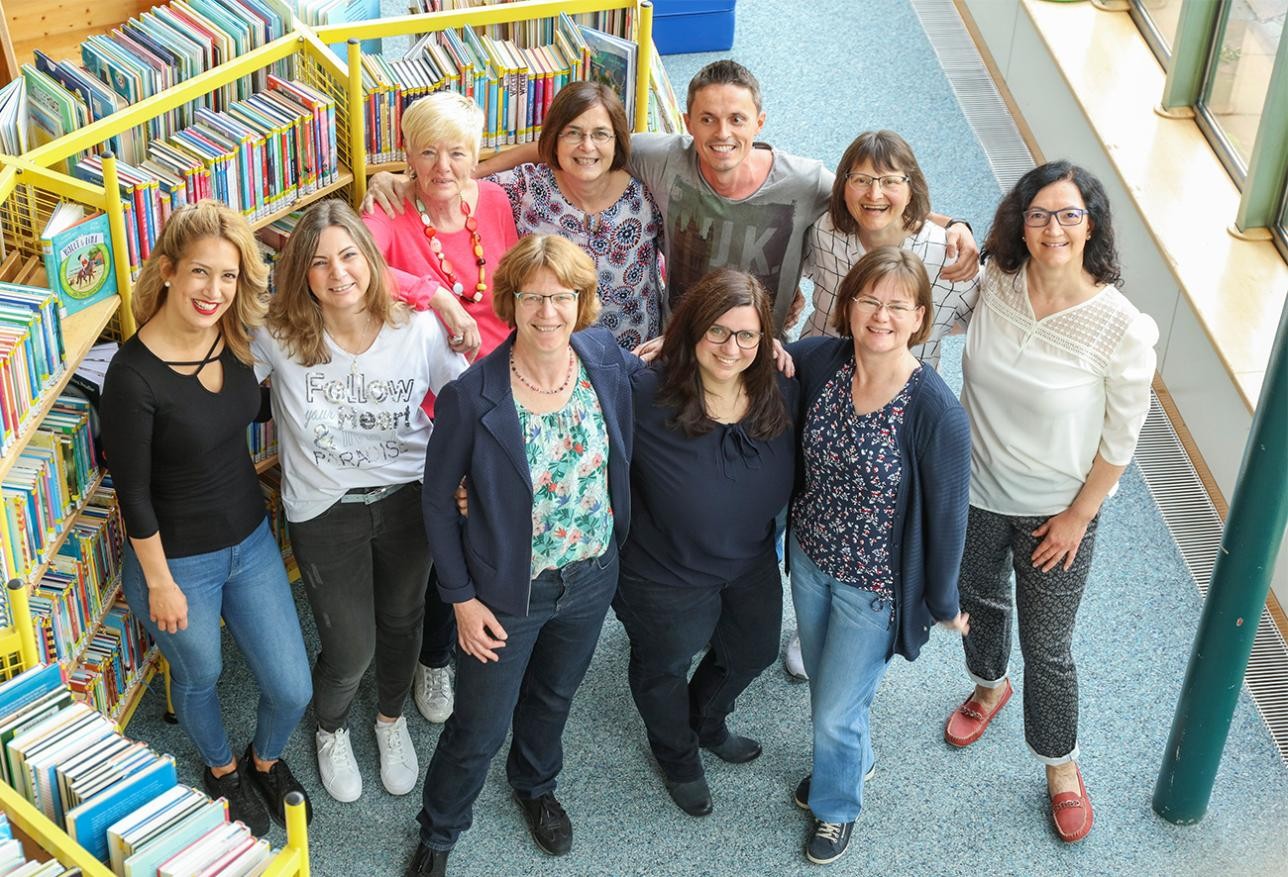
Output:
top-left (983, 160), bottom-right (1123, 287)
top-left (656, 269), bottom-right (789, 440)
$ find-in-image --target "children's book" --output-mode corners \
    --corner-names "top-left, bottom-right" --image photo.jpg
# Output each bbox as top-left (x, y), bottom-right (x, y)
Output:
top-left (40, 204), bottom-right (118, 317)
top-left (578, 25), bottom-right (636, 124)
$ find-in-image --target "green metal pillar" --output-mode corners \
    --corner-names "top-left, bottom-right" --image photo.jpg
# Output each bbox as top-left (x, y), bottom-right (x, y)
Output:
top-left (1153, 299), bottom-right (1288, 823)
top-left (1160, 0), bottom-right (1222, 111)
top-left (1235, 28), bottom-right (1288, 232)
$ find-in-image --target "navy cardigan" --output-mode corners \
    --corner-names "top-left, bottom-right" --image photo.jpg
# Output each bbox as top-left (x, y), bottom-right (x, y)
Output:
top-left (788, 337), bottom-right (972, 661)
top-left (423, 327), bottom-right (637, 618)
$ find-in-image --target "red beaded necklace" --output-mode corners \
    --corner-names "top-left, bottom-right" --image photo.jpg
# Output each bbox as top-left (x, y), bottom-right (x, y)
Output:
top-left (415, 195), bottom-right (487, 304)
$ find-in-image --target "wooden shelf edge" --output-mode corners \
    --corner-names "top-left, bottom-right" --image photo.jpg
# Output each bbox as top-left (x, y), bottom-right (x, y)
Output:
top-left (251, 170), bottom-right (355, 232)
top-left (0, 295), bottom-right (121, 485)
top-left (254, 453), bottom-right (279, 474)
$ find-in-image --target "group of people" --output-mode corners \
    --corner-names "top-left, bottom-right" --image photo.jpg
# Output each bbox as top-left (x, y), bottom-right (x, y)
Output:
top-left (97, 56), bottom-right (1158, 876)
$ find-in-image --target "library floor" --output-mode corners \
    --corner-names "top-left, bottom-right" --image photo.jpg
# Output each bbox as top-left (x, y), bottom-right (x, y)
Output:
top-left (125, 1), bottom-right (1288, 875)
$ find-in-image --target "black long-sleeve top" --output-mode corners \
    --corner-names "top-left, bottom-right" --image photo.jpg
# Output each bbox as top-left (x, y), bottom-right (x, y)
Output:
top-left (99, 334), bottom-right (266, 558)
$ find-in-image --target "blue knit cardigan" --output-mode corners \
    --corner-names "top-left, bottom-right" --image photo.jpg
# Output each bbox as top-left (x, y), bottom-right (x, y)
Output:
top-left (788, 337), bottom-right (972, 661)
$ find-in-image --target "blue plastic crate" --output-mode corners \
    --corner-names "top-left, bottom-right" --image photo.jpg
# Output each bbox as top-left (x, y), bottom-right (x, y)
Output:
top-left (652, 0), bottom-right (737, 55)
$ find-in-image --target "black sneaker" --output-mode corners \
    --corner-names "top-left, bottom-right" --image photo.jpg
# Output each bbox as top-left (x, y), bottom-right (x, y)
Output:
top-left (245, 745), bottom-right (314, 828)
top-left (805, 819), bottom-right (854, 865)
top-left (663, 776), bottom-right (713, 817)
top-left (794, 763), bottom-right (877, 810)
top-left (700, 733), bottom-right (762, 764)
top-left (203, 762), bottom-right (270, 837)
top-left (406, 843), bottom-right (449, 876)
top-left (513, 791), bottom-right (572, 856)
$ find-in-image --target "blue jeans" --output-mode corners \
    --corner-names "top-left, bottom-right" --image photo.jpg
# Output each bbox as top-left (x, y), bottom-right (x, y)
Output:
top-left (790, 534), bottom-right (894, 824)
top-left (418, 544), bottom-right (618, 851)
top-left (122, 518), bottom-right (312, 768)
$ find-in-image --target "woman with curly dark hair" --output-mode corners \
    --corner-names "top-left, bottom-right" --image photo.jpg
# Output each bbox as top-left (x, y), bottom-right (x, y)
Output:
top-left (612, 268), bottom-right (796, 817)
top-left (943, 161), bottom-right (1158, 843)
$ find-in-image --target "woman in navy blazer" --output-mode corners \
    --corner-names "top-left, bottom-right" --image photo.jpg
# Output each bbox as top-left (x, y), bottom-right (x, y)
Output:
top-left (406, 235), bottom-right (637, 877)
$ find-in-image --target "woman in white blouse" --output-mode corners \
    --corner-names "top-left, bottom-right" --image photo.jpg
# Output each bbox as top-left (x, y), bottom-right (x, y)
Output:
top-left (942, 162), bottom-right (1157, 844)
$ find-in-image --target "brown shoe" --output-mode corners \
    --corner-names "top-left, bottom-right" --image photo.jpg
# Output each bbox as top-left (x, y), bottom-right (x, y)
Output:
top-left (1050, 764), bottom-right (1093, 842)
top-left (944, 679), bottom-right (1013, 747)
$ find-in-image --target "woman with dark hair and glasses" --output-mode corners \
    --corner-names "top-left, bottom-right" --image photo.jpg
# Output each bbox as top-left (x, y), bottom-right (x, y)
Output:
top-left (613, 268), bottom-right (797, 817)
top-left (943, 161), bottom-right (1157, 843)
top-left (787, 246), bottom-right (971, 865)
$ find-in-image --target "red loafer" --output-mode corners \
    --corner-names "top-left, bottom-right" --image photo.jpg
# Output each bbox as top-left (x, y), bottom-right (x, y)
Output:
top-left (944, 679), bottom-right (1013, 748)
top-left (1050, 764), bottom-right (1093, 843)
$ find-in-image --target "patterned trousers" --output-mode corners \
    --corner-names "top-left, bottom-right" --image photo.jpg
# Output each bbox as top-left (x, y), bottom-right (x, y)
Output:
top-left (957, 505), bottom-right (1099, 763)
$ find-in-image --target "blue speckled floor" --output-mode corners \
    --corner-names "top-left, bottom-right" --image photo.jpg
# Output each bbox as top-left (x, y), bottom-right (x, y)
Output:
top-left (122, 1), bottom-right (1288, 875)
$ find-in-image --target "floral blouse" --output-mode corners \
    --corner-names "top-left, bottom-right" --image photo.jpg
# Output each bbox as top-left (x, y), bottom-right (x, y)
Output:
top-left (792, 360), bottom-right (923, 600)
top-left (517, 364), bottom-right (613, 577)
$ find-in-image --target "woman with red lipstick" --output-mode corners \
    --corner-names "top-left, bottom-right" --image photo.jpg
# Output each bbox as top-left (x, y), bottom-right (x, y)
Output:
top-left (100, 201), bottom-right (313, 837)
top-left (944, 162), bottom-right (1158, 843)
top-left (252, 201), bottom-right (466, 806)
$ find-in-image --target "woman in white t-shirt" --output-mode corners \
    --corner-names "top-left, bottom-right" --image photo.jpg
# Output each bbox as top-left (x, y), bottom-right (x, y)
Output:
top-left (942, 162), bottom-right (1157, 843)
top-left (252, 201), bottom-right (466, 805)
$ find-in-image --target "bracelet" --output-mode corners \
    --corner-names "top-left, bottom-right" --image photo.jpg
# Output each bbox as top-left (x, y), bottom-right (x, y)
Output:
top-left (945, 218), bottom-right (973, 234)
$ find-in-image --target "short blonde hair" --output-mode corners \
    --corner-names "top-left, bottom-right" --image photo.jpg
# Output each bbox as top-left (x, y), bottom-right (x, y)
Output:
top-left (402, 92), bottom-right (484, 162)
top-left (492, 235), bottom-right (601, 331)
top-left (131, 200), bottom-right (268, 365)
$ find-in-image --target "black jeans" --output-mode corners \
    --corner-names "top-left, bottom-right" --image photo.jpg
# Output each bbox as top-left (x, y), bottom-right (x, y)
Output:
top-left (418, 545), bottom-right (618, 851)
top-left (419, 565), bottom-right (457, 669)
top-left (612, 552), bottom-right (783, 782)
top-left (288, 482), bottom-right (430, 731)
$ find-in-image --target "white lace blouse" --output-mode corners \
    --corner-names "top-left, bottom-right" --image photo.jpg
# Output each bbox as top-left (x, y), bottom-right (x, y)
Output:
top-left (960, 261), bottom-right (1158, 516)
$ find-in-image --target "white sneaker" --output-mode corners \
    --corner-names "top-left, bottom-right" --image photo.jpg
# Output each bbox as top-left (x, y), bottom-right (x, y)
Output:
top-left (785, 632), bottom-right (808, 681)
top-left (413, 663), bottom-right (455, 723)
top-left (316, 727), bottom-right (362, 803)
top-left (374, 715), bottom-right (419, 796)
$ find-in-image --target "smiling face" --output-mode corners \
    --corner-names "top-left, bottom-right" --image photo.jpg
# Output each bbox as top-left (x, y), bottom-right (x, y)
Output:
top-left (408, 138), bottom-right (475, 206)
top-left (307, 226), bottom-right (372, 318)
top-left (848, 274), bottom-right (925, 355)
top-left (684, 84), bottom-right (766, 179)
top-left (695, 304), bottom-right (762, 386)
top-left (160, 236), bottom-right (241, 332)
top-left (554, 103), bottom-right (616, 184)
top-left (513, 267), bottom-right (579, 356)
top-left (844, 158), bottom-right (912, 239)
top-left (1023, 179), bottom-right (1094, 271)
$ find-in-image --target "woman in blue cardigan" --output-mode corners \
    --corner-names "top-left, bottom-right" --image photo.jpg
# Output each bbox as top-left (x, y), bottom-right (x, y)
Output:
top-left (787, 246), bottom-right (971, 866)
top-left (405, 235), bottom-right (637, 877)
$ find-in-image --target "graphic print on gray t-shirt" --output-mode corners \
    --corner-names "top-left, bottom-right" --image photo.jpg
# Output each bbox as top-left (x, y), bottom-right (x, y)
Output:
top-left (304, 370), bottom-right (418, 468)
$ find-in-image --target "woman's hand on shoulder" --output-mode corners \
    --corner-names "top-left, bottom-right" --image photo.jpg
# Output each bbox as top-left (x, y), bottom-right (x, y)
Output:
top-left (771, 338), bottom-right (796, 378)
top-left (148, 581), bottom-right (189, 634)
top-left (431, 291), bottom-right (482, 361)
top-left (361, 172), bottom-right (412, 218)
top-left (632, 336), bottom-right (664, 363)
top-left (454, 598), bottom-right (508, 662)
top-left (1029, 506), bottom-right (1094, 572)
top-left (938, 611), bottom-right (970, 636)
top-left (942, 223), bottom-right (980, 282)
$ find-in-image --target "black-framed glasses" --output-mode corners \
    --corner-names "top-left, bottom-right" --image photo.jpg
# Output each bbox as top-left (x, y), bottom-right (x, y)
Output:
top-left (704, 324), bottom-right (762, 349)
top-left (514, 290), bottom-right (579, 308)
top-left (844, 172), bottom-right (910, 190)
top-left (1023, 207), bottom-right (1089, 227)
top-left (557, 128), bottom-right (614, 144)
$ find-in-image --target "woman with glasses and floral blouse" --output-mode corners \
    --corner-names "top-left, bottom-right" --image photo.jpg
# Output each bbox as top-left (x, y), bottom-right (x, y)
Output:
top-left (613, 268), bottom-right (797, 818)
top-left (943, 162), bottom-right (1157, 844)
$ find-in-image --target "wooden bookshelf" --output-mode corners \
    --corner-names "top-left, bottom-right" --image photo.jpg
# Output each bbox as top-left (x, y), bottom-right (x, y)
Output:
top-left (254, 454), bottom-right (279, 474)
top-left (62, 573), bottom-right (123, 674)
top-left (13, 470), bottom-right (106, 591)
top-left (0, 0), bottom-right (155, 87)
top-left (110, 646), bottom-right (158, 730)
top-left (251, 171), bottom-right (355, 233)
top-left (0, 294), bottom-right (119, 485)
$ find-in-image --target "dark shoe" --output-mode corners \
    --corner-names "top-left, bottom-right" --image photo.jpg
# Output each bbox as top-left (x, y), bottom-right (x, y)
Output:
top-left (405, 843), bottom-right (449, 877)
top-left (701, 733), bottom-right (762, 764)
top-left (203, 761), bottom-right (270, 837)
top-left (513, 791), bottom-right (572, 856)
top-left (794, 763), bottom-right (877, 810)
top-left (663, 776), bottom-right (713, 817)
top-left (245, 745), bottom-right (314, 828)
top-left (805, 819), bottom-right (854, 865)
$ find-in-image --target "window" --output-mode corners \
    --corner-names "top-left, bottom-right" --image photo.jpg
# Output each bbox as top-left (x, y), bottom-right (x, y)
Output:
top-left (1131, 0), bottom-right (1186, 64)
top-left (1196, 0), bottom-right (1286, 181)
top-left (1276, 184), bottom-right (1288, 261)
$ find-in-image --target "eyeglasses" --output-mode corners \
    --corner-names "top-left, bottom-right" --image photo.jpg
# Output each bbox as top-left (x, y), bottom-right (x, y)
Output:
top-left (558, 128), bottom-right (615, 145)
top-left (844, 172), bottom-right (910, 190)
top-left (704, 324), bottom-right (763, 349)
top-left (1023, 207), bottom-right (1089, 227)
top-left (852, 296), bottom-right (920, 317)
top-left (514, 290), bottom-right (579, 309)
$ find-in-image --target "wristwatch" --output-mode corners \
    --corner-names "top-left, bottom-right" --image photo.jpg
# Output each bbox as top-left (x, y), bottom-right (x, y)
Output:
top-left (945, 218), bottom-right (973, 234)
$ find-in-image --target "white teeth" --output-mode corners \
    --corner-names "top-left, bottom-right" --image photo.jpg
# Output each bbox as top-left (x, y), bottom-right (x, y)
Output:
top-left (193, 300), bottom-right (218, 315)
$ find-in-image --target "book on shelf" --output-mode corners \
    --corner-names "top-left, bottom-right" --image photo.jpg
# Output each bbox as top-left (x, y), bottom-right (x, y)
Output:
top-left (0, 283), bottom-right (67, 458)
top-left (22, 66), bottom-right (90, 175)
top-left (40, 205), bottom-right (120, 319)
top-left (0, 78), bottom-right (30, 157)
top-left (579, 24), bottom-right (636, 124)
top-left (298, 0), bottom-right (383, 54)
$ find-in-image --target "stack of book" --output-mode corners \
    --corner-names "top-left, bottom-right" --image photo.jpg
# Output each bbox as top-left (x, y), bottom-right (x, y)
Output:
top-left (0, 285), bottom-right (67, 460)
top-left (0, 663), bottom-right (274, 875)
top-left (247, 422), bottom-right (278, 468)
top-left (0, 809), bottom-right (82, 875)
top-left (0, 79), bottom-right (28, 157)
top-left (1, 396), bottom-right (100, 587)
top-left (65, 601), bottom-right (152, 722)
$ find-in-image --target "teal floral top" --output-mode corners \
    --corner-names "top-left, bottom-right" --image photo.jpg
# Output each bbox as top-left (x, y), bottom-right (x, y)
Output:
top-left (517, 363), bottom-right (613, 577)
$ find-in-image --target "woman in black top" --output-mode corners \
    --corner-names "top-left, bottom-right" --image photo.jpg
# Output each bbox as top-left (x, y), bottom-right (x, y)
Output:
top-left (99, 201), bottom-right (312, 836)
top-left (613, 269), bottom-right (796, 817)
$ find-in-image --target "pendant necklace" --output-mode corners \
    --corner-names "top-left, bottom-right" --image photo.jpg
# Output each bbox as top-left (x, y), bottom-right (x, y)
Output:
top-left (415, 195), bottom-right (487, 304)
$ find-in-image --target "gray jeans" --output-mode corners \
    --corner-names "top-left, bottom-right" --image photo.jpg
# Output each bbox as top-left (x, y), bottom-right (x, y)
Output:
top-left (288, 481), bottom-right (430, 731)
top-left (957, 504), bottom-right (1099, 763)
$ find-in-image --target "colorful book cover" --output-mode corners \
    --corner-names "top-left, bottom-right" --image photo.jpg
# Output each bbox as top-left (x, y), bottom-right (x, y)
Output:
top-left (39, 205), bottom-right (118, 317)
